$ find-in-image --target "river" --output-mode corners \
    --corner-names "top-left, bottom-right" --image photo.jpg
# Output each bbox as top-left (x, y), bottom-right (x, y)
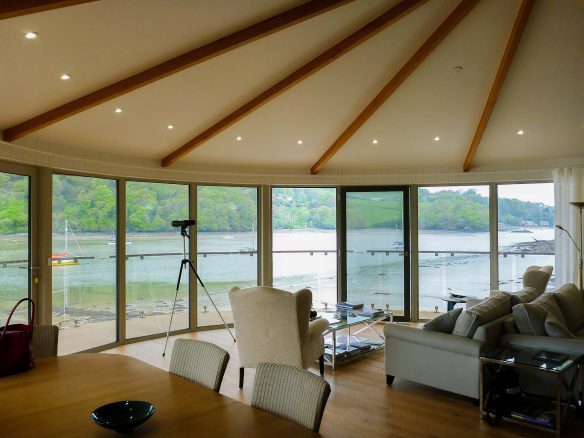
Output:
top-left (0, 228), bottom-right (555, 322)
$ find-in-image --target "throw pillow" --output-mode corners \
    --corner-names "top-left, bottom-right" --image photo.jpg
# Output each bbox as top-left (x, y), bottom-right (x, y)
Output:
top-left (452, 293), bottom-right (511, 338)
top-left (423, 307), bottom-right (463, 333)
top-left (551, 283), bottom-right (584, 333)
top-left (513, 293), bottom-right (567, 336)
top-left (544, 313), bottom-right (576, 338)
top-left (499, 287), bottom-right (540, 306)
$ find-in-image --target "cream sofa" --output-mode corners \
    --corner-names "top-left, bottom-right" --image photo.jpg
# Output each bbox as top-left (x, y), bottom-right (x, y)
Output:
top-left (500, 283), bottom-right (584, 354)
top-left (384, 287), bottom-right (541, 399)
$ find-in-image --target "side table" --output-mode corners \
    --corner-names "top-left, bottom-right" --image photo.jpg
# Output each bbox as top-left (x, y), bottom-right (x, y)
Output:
top-left (480, 348), bottom-right (583, 436)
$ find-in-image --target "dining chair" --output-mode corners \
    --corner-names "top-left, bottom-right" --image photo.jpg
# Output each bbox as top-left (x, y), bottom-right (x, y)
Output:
top-left (32, 325), bottom-right (59, 359)
top-left (251, 362), bottom-right (331, 433)
top-left (169, 338), bottom-right (230, 392)
top-left (229, 286), bottom-right (329, 389)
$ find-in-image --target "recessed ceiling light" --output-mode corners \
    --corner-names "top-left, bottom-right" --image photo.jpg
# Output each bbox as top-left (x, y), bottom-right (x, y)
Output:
top-left (60, 74), bottom-right (71, 81)
top-left (517, 130), bottom-right (524, 135)
top-left (297, 139), bottom-right (303, 145)
top-left (372, 139), bottom-right (379, 145)
top-left (236, 136), bottom-right (243, 141)
top-left (24, 32), bottom-right (38, 40)
top-left (434, 136), bottom-right (440, 142)
top-left (114, 108), bottom-right (123, 113)
top-left (167, 124), bottom-right (174, 130)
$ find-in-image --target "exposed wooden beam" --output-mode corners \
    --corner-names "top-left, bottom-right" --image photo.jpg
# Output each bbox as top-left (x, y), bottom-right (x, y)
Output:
top-left (161, 0), bottom-right (429, 168)
top-left (0, 0), bottom-right (97, 20)
top-left (2, 0), bottom-right (352, 142)
top-left (310, 0), bottom-right (480, 175)
top-left (462, 0), bottom-right (535, 172)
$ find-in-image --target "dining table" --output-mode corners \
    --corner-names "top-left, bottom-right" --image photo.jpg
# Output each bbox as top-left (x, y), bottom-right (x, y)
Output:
top-left (0, 353), bottom-right (316, 437)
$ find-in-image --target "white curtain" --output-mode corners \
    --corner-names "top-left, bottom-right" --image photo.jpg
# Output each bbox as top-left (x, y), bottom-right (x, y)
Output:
top-left (554, 168), bottom-right (584, 287)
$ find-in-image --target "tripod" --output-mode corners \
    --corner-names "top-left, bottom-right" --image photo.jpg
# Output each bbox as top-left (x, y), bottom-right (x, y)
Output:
top-left (163, 223), bottom-right (236, 357)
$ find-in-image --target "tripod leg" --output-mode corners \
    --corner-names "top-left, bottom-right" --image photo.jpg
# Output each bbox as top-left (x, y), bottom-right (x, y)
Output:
top-left (186, 260), bottom-right (236, 342)
top-left (163, 260), bottom-right (186, 357)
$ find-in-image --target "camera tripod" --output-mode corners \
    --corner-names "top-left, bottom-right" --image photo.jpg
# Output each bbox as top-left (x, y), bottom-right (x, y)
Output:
top-left (163, 223), bottom-right (235, 357)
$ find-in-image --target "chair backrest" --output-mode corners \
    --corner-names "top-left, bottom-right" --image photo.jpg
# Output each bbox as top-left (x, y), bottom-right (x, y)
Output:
top-left (252, 362), bottom-right (331, 432)
top-left (169, 339), bottom-right (230, 392)
top-left (523, 265), bottom-right (553, 294)
top-left (32, 325), bottom-right (59, 359)
top-left (229, 286), bottom-right (311, 368)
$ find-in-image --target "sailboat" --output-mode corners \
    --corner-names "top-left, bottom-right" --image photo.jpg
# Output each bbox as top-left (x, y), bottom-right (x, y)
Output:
top-left (52, 220), bottom-right (82, 266)
top-left (223, 225), bottom-right (234, 239)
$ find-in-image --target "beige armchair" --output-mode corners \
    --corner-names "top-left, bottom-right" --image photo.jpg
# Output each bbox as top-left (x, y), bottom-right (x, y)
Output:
top-left (229, 286), bottom-right (329, 389)
top-left (522, 265), bottom-right (553, 293)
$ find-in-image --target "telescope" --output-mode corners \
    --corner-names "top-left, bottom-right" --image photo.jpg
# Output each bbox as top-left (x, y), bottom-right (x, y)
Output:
top-left (171, 219), bottom-right (196, 228)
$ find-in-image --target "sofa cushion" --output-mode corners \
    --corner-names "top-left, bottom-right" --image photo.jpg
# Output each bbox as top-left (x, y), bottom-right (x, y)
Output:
top-left (452, 293), bottom-right (511, 338)
top-left (499, 287), bottom-right (540, 306)
top-left (423, 307), bottom-right (462, 333)
top-left (502, 316), bottom-right (519, 334)
top-left (513, 293), bottom-right (567, 336)
top-left (544, 313), bottom-right (576, 338)
top-left (551, 283), bottom-right (584, 333)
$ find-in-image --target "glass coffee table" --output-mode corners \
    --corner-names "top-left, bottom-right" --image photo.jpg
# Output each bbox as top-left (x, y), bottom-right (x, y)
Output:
top-left (480, 348), bottom-right (583, 436)
top-left (316, 307), bottom-right (392, 369)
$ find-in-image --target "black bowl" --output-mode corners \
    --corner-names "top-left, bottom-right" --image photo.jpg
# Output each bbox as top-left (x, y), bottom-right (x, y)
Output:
top-left (91, 400), bottom-right (156, 433)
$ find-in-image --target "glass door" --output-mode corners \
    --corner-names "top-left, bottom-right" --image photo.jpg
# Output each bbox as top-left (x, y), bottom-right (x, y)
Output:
top-left (341, 187), bottom-right (410, 321)
top-left (0, 170), bottom-right (31, 323)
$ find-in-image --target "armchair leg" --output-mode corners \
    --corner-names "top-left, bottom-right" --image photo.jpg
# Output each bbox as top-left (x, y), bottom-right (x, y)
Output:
top-left (319, 355), bottom-right (325, 377)
top-left (239, 368), bottom-right (244, 389)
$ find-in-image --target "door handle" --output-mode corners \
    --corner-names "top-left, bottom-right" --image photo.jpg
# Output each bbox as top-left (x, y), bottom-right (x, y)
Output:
top-left (399, 251), bottom-right (409, 257)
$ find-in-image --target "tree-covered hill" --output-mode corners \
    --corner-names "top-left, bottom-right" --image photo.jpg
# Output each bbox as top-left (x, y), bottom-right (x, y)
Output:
top-left (0, 175), bottom-right (555, 234)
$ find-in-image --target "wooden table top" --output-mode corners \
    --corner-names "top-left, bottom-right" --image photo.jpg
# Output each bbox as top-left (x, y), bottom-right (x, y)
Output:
top-left (0, 353), bottom-right (315, 437)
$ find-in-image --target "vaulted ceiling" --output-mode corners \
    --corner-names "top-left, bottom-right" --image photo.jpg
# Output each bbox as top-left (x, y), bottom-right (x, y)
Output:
top-left (1, 0), bottom-right (583, 177)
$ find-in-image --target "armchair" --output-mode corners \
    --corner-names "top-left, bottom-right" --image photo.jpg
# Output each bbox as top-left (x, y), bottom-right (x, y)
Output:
top-left (229, 286), bottom-right (329, 389)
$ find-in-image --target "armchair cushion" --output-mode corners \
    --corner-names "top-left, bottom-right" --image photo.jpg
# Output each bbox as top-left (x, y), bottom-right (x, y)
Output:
top-left (551, 283), bottom-right (584, 333)
top-left (423, 307), bottom-right (462, 333)
top-left (452, 293), bottom-right (511, 338)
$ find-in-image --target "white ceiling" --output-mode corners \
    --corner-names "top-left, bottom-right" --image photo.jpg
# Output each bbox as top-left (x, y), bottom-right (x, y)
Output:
top-left (1, 0), bottom-right (583, 177)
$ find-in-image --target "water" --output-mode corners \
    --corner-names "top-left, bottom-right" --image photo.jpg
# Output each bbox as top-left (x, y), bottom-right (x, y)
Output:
top-left (0, 228), bottom-right (555, 323)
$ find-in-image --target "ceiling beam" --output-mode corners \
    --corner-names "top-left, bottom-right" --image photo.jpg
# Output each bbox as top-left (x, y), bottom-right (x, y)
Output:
top-left (2, 0), bottom-right (352, 142)
top-left (161, 0), bottom-right (429, 168)
top-left (462, 0), bottom-right (535, 172)
top-left (0, 0), bottom-right (97, 20)
top-left (310, 0), bottom-right (480, 175)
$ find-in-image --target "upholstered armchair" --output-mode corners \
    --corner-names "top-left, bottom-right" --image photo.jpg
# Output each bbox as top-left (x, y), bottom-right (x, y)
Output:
top-left (522, 265), bottom-right (553, 293)
top-left (229, 286), bottom-right (329, 388)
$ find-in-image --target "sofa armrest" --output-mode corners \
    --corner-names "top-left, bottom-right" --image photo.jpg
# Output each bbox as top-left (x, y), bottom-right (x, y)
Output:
top-left (472, 314), bottom-right (509, 347)
top-left (500, 334), bottom-right (584, 356)
top-left (308, 317), bottom-right (329, 336)
top-left (384, 323), bottom-right (482, 357)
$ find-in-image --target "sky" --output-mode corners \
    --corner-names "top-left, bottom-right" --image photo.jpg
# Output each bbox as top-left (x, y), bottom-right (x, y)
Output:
top-left (424, 183), bottom-right (554, 207)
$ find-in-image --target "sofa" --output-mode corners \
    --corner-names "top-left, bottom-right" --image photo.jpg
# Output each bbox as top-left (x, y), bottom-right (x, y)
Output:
top-left (384, 267), bottom-right (554, 400)
top-left (500, 283), bottom-right (584, 355)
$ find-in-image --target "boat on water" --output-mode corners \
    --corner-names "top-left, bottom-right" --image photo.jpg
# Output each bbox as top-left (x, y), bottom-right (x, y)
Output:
top-left (52, 220), bottom-right (83, 267)
top-left (511, 228), bottom-right (532, 233)
top-left (108, 235), bottom-right (132, 245)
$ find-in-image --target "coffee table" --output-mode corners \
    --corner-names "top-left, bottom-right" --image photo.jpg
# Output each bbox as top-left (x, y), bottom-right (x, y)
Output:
top-left (480, 348), bottom-right (583, 436)
top-left (316, 307), bottom-right (391, 369)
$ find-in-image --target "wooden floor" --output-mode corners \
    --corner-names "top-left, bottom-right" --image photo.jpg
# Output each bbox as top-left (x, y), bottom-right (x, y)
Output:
top-left (104, 329), bottom-right (580, 437)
